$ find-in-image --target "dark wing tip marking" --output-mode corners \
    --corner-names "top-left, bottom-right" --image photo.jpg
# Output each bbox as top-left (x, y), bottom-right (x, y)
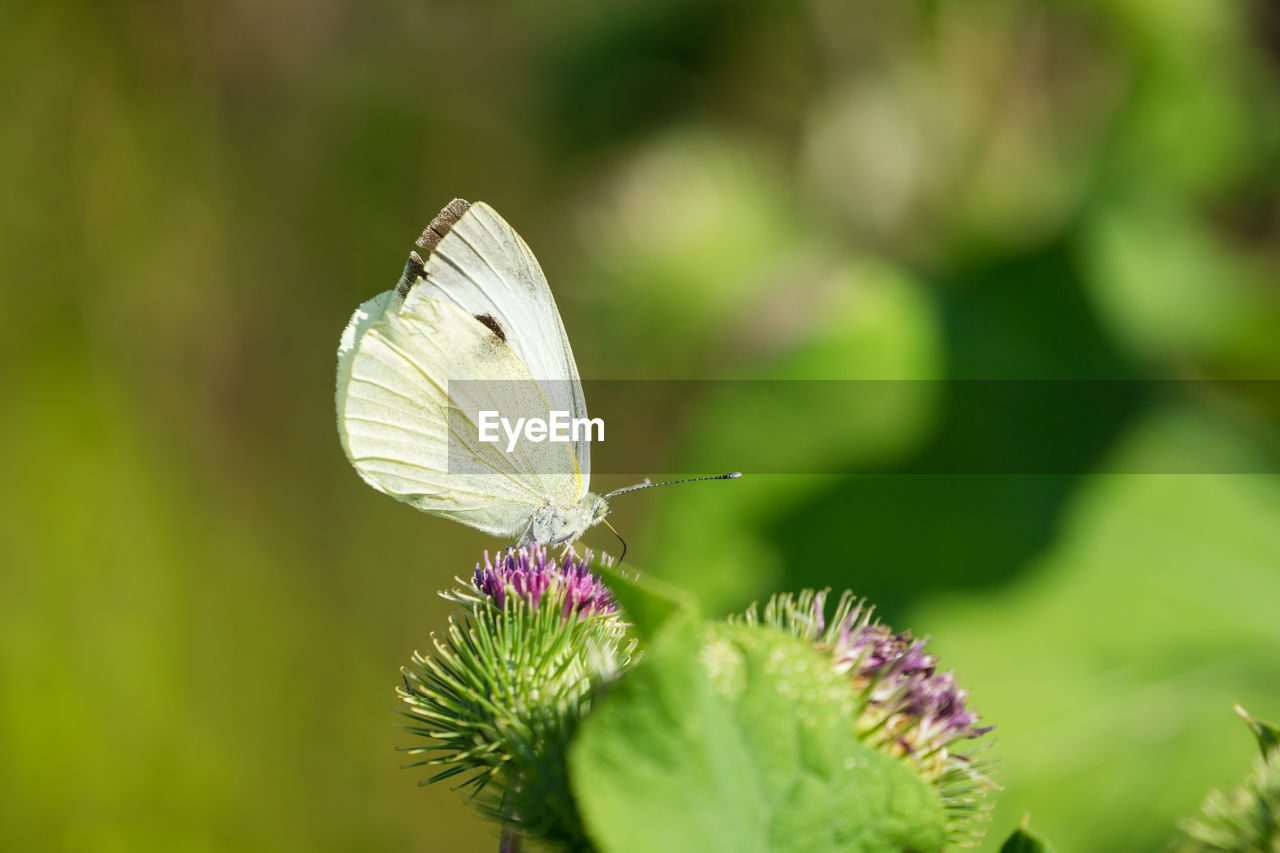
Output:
top-left (396, 251), bottom-right (427, 298)
top-left (399, 199), bottom-right (471, 298)
top-left (473, 312), bottom-right (507, 342)
top-left (415, 198), bottom-right (472, 254)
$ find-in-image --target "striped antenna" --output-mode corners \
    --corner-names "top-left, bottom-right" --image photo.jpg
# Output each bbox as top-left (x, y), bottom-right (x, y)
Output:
top-left (604, 472), bottom-right (741, 500)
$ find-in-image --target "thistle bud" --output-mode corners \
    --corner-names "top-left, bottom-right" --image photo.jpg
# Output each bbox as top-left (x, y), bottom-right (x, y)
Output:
top-left (397, 546), bottom-right (631, 848)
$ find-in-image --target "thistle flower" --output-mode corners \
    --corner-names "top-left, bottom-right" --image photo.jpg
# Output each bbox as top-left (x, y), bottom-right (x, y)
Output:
top-left (397, 545), bottom-right (631, 849)
top-left (471, 546), bottom-right (616, 619)
top-left (736, 589), bottom-right (997, 847)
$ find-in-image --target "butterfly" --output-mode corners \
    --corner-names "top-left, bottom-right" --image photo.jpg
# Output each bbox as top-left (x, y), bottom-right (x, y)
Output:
top-left (336, 198), bottom-right (737, 548)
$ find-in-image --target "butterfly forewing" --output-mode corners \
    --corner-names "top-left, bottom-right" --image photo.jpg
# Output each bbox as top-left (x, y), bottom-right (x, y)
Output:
top-left (400, 201), bottom-right (592, 497)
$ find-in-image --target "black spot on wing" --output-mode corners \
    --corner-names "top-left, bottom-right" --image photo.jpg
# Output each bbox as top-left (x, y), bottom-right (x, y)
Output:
top-left (473, 312), bottom-right (507, 341)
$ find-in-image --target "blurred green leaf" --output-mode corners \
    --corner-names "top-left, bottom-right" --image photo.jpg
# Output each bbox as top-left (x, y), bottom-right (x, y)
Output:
top-left (570, 621), bottom-right (946, 853)
top-left (908, 407), bottom-right (1280, 851)
top-left (1081, 198), bottom-right (1277, 371)
top-left (575, 132), bottom-right (803, 377)
top-left (639, 257), bottom-right (942, 612)
top-left (597, 561), bottom-right (698, 643)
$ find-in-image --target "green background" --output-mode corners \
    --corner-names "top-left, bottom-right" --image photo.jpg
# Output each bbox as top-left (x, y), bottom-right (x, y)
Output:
top-left (3, 1), bottom-right (1279, 850)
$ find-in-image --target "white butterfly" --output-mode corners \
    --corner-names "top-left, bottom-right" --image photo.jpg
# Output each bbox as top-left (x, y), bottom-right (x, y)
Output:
top-left (335, 200), bottom-right (603, 546)
top-left (337, 199), bottom-right (737, 547)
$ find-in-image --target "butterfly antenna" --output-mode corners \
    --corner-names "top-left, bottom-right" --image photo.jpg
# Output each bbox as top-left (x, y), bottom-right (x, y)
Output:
top-left (604, 472), bottom-right (741, 500)
top-left (601, 517), bottom-right (627, 564)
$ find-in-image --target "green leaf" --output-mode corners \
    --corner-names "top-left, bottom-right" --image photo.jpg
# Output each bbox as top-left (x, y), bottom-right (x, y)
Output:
top-left (597, 560), bottom-right (698, 643)
top-left (886, 408), bottom-right (1280, 850)
top-left (570, 620), bottom-right (947, 853)
top-left (1235, 704), bottom-right (1280, 759)
top-left (999, 823), bottom-right (1056, 853)
top-left (639, 261), bottom-right (942, 614)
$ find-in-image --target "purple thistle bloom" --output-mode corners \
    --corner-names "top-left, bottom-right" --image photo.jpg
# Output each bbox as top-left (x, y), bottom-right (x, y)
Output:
top-left (811, 590), bottom-right (827, 634)
top-left (473, 545), bottom-right (616, 619)
top-left (830, 616), bottom-right (990, 758)
top-left (739, 588), bottom-right (996, 844)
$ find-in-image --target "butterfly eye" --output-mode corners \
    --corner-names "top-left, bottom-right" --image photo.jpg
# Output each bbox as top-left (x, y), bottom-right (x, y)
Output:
top-left (592, 498), bottom-right (609, 521)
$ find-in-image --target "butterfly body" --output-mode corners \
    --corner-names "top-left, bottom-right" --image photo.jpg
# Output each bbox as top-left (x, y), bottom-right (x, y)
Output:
top-left (527, 494), bottom-right (610, 546)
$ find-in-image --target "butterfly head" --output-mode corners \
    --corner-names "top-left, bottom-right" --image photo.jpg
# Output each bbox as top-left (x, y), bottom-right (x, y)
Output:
top-left (587, 493), bottom-right (610, 523)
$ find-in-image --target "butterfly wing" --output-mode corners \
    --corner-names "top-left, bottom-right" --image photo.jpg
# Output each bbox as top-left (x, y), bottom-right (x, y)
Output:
top-left (400, 200), bottom-right (592, 498)
top-left (336, 288), bottom-right (582, 539)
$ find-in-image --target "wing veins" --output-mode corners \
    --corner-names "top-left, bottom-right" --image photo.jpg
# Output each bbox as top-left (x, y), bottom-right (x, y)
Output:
top-left (429, 249), bottom-right (523, 350)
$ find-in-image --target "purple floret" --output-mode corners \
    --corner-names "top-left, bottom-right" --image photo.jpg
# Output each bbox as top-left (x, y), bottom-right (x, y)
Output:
top-left (474, 545), bottom-right (615, 618)
top-left (832, 617), bottom-right (990, 747)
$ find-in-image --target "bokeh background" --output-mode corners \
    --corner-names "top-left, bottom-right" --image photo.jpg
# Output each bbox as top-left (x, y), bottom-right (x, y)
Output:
top-left (4, 0), bottom-right (1280, 850)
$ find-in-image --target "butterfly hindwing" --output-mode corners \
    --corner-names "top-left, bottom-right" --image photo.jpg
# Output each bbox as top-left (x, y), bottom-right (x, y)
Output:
top-left (336, 290), bottom-right (582, 539)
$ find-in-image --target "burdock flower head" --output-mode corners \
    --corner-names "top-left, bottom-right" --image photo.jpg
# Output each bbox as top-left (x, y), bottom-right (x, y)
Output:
top-left (1177, 705), bottom-right (1280, 852)
top-left (738, 589), bottom-right (997, 846)
top-left (471, 546), bottom-right (616, 619)
top-left (398, 545), bottom-right (631, 848)
top-left (830, 618), bottom-right (991, 766)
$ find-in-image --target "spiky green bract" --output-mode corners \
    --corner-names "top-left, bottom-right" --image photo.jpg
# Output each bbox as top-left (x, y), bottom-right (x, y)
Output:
top-left (1175, 751), bottom-right (1280, 852)
top-left (1176, 707), bottom-right (1280, 853)
top-left (1236, 704), bottom-right (1280, 759)
top-left (734, 589), bottom-right (997, 848)
top-left (397, 547), bottom-right (632, 849)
